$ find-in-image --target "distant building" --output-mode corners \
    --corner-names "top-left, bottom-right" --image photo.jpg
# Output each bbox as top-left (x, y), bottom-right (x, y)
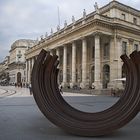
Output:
top-left (25, 0), bottom-right (140, 89)
top-left (0, 56), bottom-right (10, 85)
top-left (8, 39), bottom-right (36, 85)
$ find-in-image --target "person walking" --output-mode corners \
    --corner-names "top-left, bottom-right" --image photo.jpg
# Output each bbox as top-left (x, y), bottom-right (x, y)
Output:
top-left (29, 83), bottom-right (33, 95)
top-left (59, 84), bottom-right (63, 94)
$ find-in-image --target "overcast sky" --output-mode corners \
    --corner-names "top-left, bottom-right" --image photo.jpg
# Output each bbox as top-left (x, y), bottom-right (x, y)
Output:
top-left (0, 0), bottom-right (140, 62)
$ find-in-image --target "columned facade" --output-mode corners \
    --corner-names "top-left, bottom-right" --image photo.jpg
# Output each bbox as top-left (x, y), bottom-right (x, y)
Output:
top-left (25, 33), bottom-right (140, 90)
top-left (25, 1), bottom-right (140, 90)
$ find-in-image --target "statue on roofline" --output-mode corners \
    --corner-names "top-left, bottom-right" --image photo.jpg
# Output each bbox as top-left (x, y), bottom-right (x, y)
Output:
top-left (94, 2), bottom-right (99, 14)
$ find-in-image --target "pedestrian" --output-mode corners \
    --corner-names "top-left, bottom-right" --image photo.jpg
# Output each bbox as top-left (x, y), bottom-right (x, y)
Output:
top-left (111, 88), bottom-right (115, 96)
top-left (15, 83), bottom-right (17, 87)
top-left (59, 84), bottom-right (63, 94)
top-left (92, 84), bottom-right (95, 89)
top-left (20, 82), bottom-right (22, 88)
top-left (29, 83), bottom-right (33, 95)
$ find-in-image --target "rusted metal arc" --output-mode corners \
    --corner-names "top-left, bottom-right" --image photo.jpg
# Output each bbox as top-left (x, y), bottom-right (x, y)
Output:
top-left (31, 49), bottom-right (140, 136)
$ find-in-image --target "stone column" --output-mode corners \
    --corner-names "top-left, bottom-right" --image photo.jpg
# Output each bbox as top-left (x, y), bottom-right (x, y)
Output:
top-left (62, 45), bottom-right (67, 87)
top-left (108, 36), bottom-right (117, 88)
top-left (56, 48), bottom-right (60, 60)
top-left (128, 39), bottom-right (134, 55)
top-left (26, 60), bottom-right (28, 83)
top-left (29, 58), bottom-right (34, 83)
top-left (117, 36), bottom-right (123, 84)
top-left (56, 47), bottom-right (60, 84)
top-left (80, 38), bottom-right (87, 88)
top-left (28, 59), bottom-right (31, 84)
top-left (70, 41), bottom-right (76, 88)
top-left (32, 58), bottom-right (34, 69)
top-left (94, 34), bottom-right (102, 89)
top-left (115, 36), bottom-right (124, 89)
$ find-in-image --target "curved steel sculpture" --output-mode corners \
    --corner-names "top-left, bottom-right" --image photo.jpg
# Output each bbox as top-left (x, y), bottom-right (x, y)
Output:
top-left (31, 49), bottom-right (140, 136)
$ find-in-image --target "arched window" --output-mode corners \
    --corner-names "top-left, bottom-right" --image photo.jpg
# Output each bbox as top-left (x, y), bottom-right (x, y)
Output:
top-left (103, 65), bottom-right (110, 89)
top-left (91, 66), bottom-right (94, 83)
top-left (122, 41), bottom-right (127, 54)
top-left (17, 72), bottom-right (21, 84)
top-left (103, 43), bottom-right (109, 58)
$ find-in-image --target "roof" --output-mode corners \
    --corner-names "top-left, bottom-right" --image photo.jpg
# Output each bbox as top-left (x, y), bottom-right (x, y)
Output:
top-left (10, 39), bottom-right (36, 52)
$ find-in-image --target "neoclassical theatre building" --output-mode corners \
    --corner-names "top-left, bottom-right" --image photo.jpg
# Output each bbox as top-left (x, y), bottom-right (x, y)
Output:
top-left (25, 0), bottom-right (140, 89)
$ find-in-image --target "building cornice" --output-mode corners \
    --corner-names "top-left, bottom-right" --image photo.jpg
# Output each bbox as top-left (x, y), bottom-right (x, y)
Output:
top-left (25, 1), bottom-right (140, 59)
top-left (100, 1), bottom-right (140, 17)
top-left (9, 46), bottom-right (27, 52)
top-left (26, 15), bottom-right (140, 56)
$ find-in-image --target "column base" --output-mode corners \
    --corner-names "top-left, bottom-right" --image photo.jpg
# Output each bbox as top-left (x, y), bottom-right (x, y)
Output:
top-left (70, 82), bottom-right (77, 88)
top-left (61, 82), bottom-right (68, 88)
top-left (93, 81), bottom-right (102, 89)
top-left (80, 82), bottom-right (89, 89)
top-left (108, 81), bottom-right (125, 89)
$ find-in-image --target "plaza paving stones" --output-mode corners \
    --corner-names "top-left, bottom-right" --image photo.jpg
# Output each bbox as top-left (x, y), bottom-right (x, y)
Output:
top-left (0, 86), bottom-right (139, 140)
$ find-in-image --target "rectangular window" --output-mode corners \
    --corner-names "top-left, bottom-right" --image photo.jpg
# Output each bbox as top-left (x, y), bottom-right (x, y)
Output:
top-left (133, 17), bottom-right (137, 24)
top-left (134, 44), bottom-right (138, 51)
top-left (92, 46), bottom-right (95, 59)
top-left (122, 13), bottom-right (126, 20)
top-left (104, 43), bottom-right (109, 58)
top-left (122, 41), bottom-right (127, 54)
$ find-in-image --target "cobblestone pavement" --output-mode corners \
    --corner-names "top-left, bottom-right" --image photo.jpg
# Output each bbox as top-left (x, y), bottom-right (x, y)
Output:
top-left (0, 86), bottom-right (139, 140)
